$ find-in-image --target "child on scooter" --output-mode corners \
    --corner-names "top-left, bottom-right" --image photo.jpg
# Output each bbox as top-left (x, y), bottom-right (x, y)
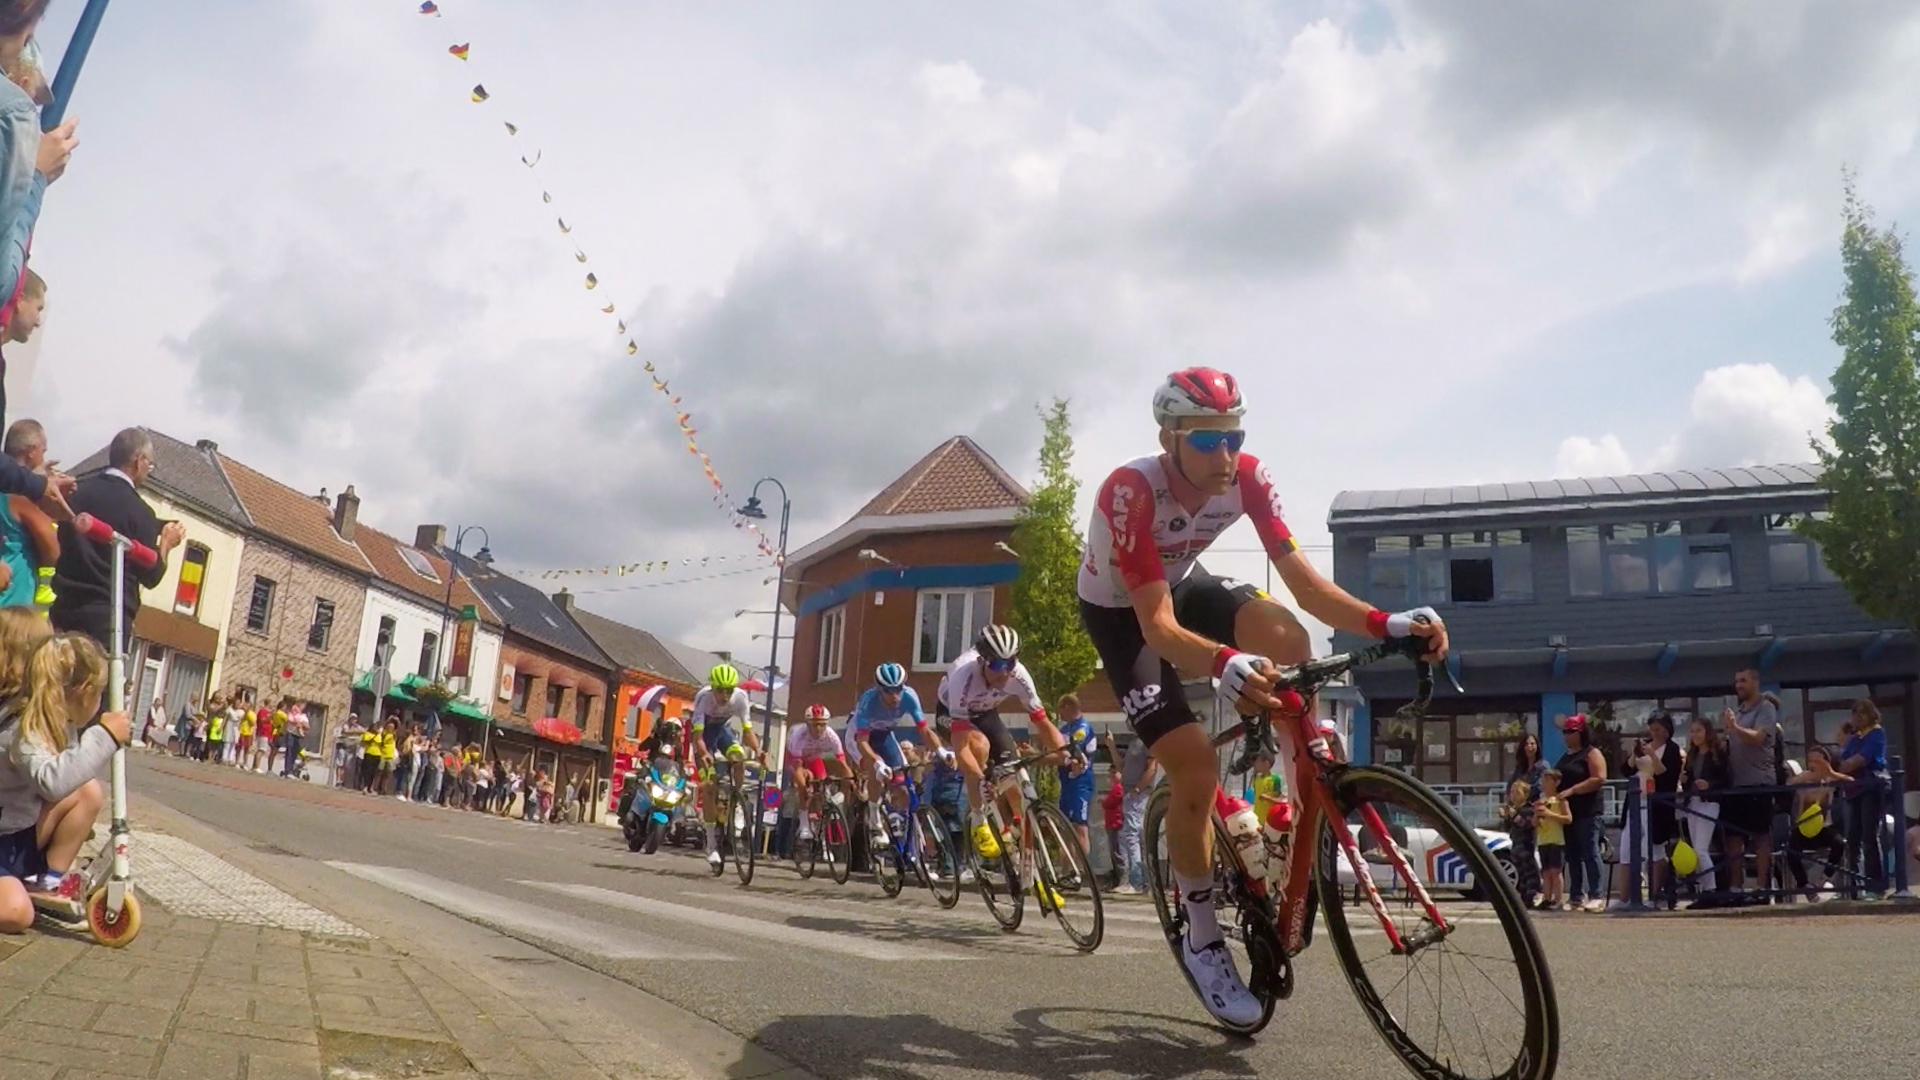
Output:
top-left (0, 630), bottom-right (125, 932)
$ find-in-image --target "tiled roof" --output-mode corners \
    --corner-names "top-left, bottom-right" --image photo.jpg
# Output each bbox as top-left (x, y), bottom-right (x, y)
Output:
top-left (1329, 464), bottom-right (1826, 526)
top-left (570, 609), bottom-right (696, 685)
top-left (854, 437), bottom-right (1028, 518)
top-left (355, 525), bottom-right (502, 628)
top-left (437, 548), bottom-right (613, 671)
top-left (71, 430), bottom-right (250, 529)
top-left (216, 455), bottom-right (374, 574)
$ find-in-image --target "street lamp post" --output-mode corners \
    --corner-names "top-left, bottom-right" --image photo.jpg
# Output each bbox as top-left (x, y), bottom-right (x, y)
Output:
top-left (437, 526), bottom-right (494, 749)
top-left (739, 480), bottom-right (790, 773)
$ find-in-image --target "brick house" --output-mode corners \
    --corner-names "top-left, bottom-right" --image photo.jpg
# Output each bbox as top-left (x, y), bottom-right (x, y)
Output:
top-left (425, 532), bottom-right (615, 800)
top-left (216, 456), bottom-right (374, 747)
top-left (782, 436), bottom-right (1120, 731)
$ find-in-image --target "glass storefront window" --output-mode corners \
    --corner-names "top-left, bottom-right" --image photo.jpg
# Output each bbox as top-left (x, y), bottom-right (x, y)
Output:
top-left (1457, 743), bottom-right (1503, 784)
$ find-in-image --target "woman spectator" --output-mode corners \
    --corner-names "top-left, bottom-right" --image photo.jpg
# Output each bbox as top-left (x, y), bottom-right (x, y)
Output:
top-left (1838, 699), bottom-right (1891, 900)
top-left (1681, 716), bottom-right (1728, 893)
top-left (1623, 713), bottom-right (1683, 906)
top-left (188, 704), bottom-right (209, 762)
top-left (1786, 745), bottom-right (1849, 901)
top-left (1505, 733), bottom-right (1546, 906)
top-left (469, 753), bottom-right (490, 812)
top-left (1553, 714), bottom-right (1608, 912)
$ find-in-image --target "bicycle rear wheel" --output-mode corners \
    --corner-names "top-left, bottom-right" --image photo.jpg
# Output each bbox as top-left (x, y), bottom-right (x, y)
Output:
top-left (821, 799), bottom-right (853, 885)
top-left (917, 806), bottom-right (962, 909)
top-left (1141, 785), bottom-right (1278, 1036)
top-left (1028, 801), bottom-right (1103, 953)
top-left (1316, 766), bottom-right (1558, 1080)
top-left (969, 816), bottom-right (1023, 932)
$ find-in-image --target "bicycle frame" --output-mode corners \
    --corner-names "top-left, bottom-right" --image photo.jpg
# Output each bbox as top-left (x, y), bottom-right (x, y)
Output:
top-left (1211, 641), bottom-right (1455, 957)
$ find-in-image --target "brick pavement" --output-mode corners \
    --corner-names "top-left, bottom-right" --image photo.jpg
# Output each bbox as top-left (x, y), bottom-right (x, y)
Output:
top-left (0, 903), bottom-right (696, 1080)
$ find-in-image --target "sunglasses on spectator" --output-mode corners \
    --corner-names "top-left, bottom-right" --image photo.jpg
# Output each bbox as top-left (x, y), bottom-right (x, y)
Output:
top-left (1184, 429), bottom-right (1246, 454)
top-left (986, 657), bottom-right (1017, 673)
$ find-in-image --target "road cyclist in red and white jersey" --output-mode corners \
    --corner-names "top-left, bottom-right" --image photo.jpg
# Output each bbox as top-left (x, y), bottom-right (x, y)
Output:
top-left (786, 705), bottom-right (852, 846)
top-left (933, 626), bottom-right (1068, 861)
top-left (1077, 367), bottom-right (1450, 1028)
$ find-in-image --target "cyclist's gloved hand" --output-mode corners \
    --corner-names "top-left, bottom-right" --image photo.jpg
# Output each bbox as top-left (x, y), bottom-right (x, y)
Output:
top-left (1383, 606), bottom-right (1441, 638)
top-left (874, 762), bottom-right (893, 782)
top-left (1212, 648), bottom-right (1277, 710)
top-left (935, 747), bottom-right (956, 766)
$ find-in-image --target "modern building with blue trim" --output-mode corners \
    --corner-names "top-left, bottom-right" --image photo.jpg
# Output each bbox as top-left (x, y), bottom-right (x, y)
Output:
top-left (1327, 464), bottom-right (1916, 792)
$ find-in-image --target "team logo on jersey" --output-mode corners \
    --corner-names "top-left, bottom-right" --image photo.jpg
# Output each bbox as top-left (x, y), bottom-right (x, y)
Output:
top-left (1168, 516), bottom-right (1189, 533)
top-left (1110, 483), bottom-right (1137, 553)
top-left (1255, 461), bottom-right (1285, 520)
top-left (1120, 685), bottom-right (1164, 717)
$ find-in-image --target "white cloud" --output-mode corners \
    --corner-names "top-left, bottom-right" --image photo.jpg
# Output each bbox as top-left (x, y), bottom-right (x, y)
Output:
top-left (1553, 363), bottom-right (1833, 478)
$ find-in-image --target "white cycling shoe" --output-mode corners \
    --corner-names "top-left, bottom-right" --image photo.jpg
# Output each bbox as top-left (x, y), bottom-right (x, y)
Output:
top-left (1183, 939), bottom-right (1264, 1028)
top-left (707, 849), bottom-right (723, 869)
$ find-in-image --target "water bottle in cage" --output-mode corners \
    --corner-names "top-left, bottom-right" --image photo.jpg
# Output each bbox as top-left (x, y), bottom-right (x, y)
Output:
top-left (1262, 798), bottom-right (1296, 890)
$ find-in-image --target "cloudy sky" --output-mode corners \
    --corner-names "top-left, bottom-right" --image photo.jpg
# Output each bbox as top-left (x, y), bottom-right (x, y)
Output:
top-left (18, 0), bottom-right (1920, 661)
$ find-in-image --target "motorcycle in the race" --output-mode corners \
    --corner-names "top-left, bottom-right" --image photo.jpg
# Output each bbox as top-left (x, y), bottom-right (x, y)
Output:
top-left (621, 755), bottom-right (688, 853)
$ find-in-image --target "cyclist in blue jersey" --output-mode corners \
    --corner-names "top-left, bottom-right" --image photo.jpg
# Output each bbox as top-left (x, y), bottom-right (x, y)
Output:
top-left (851, 663), bottom-right (954, 833)
top-left (1054, 693), bottom-right (1099, 855)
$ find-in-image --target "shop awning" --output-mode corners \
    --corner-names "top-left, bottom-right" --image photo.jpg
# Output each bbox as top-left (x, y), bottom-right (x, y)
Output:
top-left (351, 671), bottom-right (418, 702)
top-left (445, 698), bottom-right (491, 723)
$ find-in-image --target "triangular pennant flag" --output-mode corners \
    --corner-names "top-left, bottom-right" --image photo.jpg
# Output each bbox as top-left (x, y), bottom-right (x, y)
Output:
top-left (617, 320), bottom-right (627, 333)
top-left (584, 273), bottom-right (598, 290)
top-left (542, 191), bottom-right (551, 203)
top-left (643, 362), bottom-right (655, 373)
top-left (522, 152), bottom-right (541, 168)
top-left (558, 218), bottom-right (570, 233)
top-left (504, 122), bottom-right (518, 135)
top-left (601, 302), bottom-right (615, 313)
top-left (419, 1), bottom-right (439, 14)
top-left (625, 340), bottom-right (637, 355)
top-left (448, 43), bottom-right (469, 59)
top-left (574, 250), bottom-right (587, 263)
top-left (471, 84), bottom-right (489, 103)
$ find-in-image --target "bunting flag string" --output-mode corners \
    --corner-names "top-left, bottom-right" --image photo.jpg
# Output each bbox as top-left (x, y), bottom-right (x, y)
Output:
top-left (470, 551), bottom-right (775, 582)
top-left (405, 2), bottom-right (781, 561)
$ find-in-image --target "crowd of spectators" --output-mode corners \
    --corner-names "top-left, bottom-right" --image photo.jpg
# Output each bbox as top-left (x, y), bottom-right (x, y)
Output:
top-left (329, 713), bottom-right (592, 823)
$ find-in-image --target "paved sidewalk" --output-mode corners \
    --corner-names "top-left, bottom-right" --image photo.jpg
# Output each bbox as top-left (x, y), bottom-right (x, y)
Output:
top-left (0, 906), bottom-right (702, 1080)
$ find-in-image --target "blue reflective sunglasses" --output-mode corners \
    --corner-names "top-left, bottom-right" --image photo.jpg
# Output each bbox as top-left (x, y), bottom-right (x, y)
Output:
top-left (986, 657), bottom-right (1017, 673)
top-left (1184, 429), bottom-right (1246, 454)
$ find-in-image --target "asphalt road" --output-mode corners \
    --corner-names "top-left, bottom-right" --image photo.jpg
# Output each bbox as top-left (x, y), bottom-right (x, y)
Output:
top-left (129, 754), bottom-right (1920, 1080)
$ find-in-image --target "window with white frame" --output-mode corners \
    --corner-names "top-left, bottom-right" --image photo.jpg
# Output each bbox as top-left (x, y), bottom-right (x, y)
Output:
top-left (816, 605), bottom-right (846, 681)
top-left (914, 588), bottom-right (994, 669)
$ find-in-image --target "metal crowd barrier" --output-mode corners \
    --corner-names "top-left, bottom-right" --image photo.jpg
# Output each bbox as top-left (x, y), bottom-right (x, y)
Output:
top-left (1613, 756), bottom-right (1912, 912)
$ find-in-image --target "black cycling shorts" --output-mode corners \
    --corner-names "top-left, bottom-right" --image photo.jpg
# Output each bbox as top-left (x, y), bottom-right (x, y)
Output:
top-left (954, 708), bottom-right (1019, 770)
top-left (1080, 567), bottom-right (1266, 748)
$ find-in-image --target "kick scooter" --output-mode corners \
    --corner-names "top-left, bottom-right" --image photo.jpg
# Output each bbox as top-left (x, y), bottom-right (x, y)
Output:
top-left (31, 512), bottom-right (156, 946)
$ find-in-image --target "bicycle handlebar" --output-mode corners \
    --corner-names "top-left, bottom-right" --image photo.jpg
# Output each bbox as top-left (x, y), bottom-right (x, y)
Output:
top-left (1273, 628), bottom-right (1461, 721)
top-left (72, 513), bottom-right (159, 570)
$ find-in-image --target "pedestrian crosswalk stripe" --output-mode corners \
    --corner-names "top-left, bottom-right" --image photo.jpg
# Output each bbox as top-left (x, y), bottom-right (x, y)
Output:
top-left (521, 882), bottom-right (974, 962)
top-left (327, 864), bottom-right (730, 961)
top-left (687, 890), bottom-right (1161, 951)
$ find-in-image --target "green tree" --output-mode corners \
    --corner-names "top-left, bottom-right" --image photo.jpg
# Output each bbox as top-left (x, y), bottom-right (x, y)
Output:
top-left (1804, 179), bottom-right (1920, 626)
top-left (1008, 398), bottom-right (1099, 707)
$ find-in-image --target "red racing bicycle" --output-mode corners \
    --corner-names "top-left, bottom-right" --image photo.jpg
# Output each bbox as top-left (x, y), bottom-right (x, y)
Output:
top-left (1143, 632), bottom-right (1558, 1079)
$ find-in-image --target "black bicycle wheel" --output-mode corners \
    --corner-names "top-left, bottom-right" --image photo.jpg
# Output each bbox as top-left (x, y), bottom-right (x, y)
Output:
top-left (730, 778), bottom-right (759, 886)
top-left (917, 806), bottom-right (962, 909)
top-left (969, 815), bottom-right (1023, 932)
top-left (1141, 785), bottom-right (1279, 1036)
top-left (822, 799), bottom-right (852, 885)
top-left (1027, 801), bottom-right (1103, 953)
top-left (793, 804), bottom-right (817, 880)
top-left (872, 811), bottom-right (904, 898)
top-left (1315, 765), bottom-right (1558, 1080)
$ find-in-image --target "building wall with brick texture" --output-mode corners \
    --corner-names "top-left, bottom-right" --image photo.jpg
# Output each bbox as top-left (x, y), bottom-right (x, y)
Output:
top-left (221, 537), bottom-right (368, 743)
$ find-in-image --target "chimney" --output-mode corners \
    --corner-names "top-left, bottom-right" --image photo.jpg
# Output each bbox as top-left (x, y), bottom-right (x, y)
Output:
top-left (332, 485), bottom-right (360, 541)
top-left (415, 524), bottom-right (446, 551)
top-left (552, 588), bottom-right (574, 612)
top-left (315, 487), bottom-right (329, 506)
top-left (195, 439), bottom-right (218, 455)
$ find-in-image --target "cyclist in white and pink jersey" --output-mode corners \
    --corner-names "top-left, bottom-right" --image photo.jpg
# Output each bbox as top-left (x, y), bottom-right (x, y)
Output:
top-left (1078, 366), bottom-right (1451, 1028)
top-left (786, 705), bottom-right (851, 842)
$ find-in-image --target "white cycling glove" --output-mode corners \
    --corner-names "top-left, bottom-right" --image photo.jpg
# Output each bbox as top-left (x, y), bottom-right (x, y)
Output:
top-left (1212, 648), bottom-right (1270, 704)
top-left (1385, 606), bottom-right (1441, 638)
top-left (873, 762), bottom-right (893, 782)
top-left (935, 747), bottom-right (956, 766)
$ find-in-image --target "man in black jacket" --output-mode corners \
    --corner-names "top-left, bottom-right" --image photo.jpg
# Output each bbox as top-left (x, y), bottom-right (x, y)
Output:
top-left (50, 428), bottom-right (182, 646)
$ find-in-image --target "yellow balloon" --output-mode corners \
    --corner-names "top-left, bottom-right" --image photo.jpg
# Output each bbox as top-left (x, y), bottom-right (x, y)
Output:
top-left (1797, 802), bottom-right (1825, 838)
top-left (1670, 840), bottom-right (1698, 878)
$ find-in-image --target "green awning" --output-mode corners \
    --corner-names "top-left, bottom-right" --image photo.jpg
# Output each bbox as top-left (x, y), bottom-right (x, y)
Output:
top-left (445, 699), bottom-right (491, 723)
top-left (351, 671), bottom-right (417, 702)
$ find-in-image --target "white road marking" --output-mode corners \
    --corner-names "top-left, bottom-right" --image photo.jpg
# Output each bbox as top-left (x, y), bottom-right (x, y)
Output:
top-left (442, 835), bottom-right (502, 847)
top-left (327, 864), bottom-right (729, 961)
top-left (686, 890), bottom-right (1161, 951)
top-left (523, 882), bottom-right (974, 962)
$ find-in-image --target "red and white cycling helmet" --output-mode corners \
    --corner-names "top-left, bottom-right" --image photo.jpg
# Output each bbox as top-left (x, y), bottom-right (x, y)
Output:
top-left (1152, 367), bottom-right (1245, 427)
top-left (804, 704), bottom-right (831, 721)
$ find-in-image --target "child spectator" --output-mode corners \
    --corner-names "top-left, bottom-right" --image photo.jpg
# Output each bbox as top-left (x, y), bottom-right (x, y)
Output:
top-left (926, 718), bottom-right (967, 852)
top-left (1054, 695), bottom-right (1097, 854)
top-left (1534, 769), bottom-right (1571, 911)
top-left (0, 415), bottom-right (55, 607)
top-left (0, 628), bottom-right (121, 930)
top-left (1100, 776), bottom-right (1125, 890)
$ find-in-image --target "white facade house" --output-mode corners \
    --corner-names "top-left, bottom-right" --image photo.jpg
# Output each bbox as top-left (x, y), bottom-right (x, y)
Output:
top-left (346, 524), bottom-right (505, 733)
top-left (353, 585), bottom-right (503, 711)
